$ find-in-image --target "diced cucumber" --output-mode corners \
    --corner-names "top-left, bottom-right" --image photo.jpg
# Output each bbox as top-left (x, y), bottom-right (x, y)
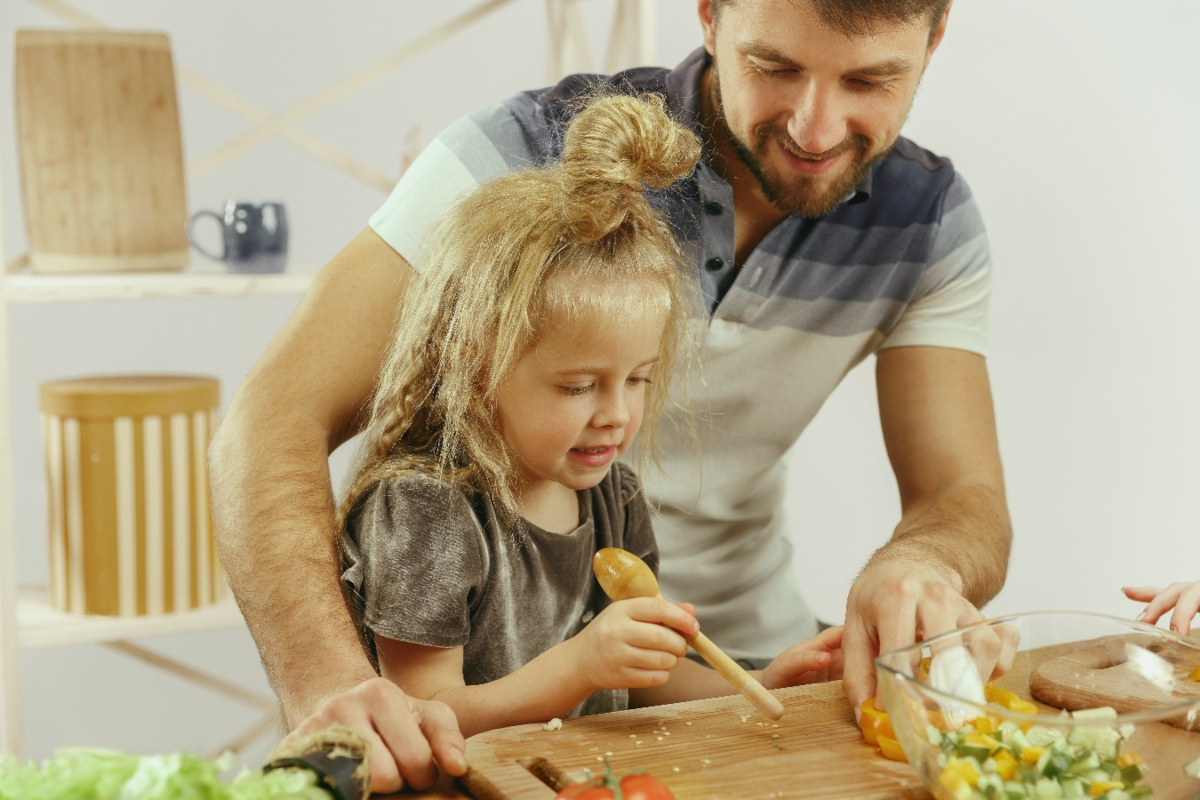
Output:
top-left (1035, 777), bottom-right (1065, 798)
top-left (1067, 750), bottom-right (1100, 775)
top-left (1185, 754), bottom-right (1200, 779)
top-left (1120, 763), bottom-right (1143, 783)
top-left (958, 743), bottom-right (993, 761)
top-left (1058, 776), bottom-right (1086, 798)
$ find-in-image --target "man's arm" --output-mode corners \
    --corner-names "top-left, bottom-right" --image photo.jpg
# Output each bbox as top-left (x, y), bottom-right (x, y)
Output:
top-left (208, 227), bottom-right (464, 791)
top-left (841, 345), bottom-right (1012, 716)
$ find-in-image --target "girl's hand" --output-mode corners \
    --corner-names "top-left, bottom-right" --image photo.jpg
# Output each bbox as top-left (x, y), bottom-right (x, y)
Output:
top-left (761, 625), bottom-right (844, 690)
top-left (1125, 581), bottom-right (1200, 636)
top-left (570, 598), bottom-right (698, 692)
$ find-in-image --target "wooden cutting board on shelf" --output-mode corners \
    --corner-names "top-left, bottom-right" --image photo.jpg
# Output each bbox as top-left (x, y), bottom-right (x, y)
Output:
top-left (459, 681), bottom-right (929, 799)
top-left (14, 29), bottom-right (189, 274)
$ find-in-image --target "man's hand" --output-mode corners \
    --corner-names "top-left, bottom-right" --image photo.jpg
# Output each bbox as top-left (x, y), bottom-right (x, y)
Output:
top-left (282, 677), bottom-right (466, 794)
top-left (841, 558), bottom-right (982, 719)
top-left (760, 625), bottom-right (844, 690)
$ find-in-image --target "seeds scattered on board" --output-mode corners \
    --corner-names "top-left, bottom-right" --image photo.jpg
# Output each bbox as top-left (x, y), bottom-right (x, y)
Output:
top-left (541, 718), bottom-right (562, 732)
top-left (739, 714), bottom-right (752, 723)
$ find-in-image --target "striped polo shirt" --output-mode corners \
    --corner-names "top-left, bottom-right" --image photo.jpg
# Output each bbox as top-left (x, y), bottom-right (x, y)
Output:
top-left (369, 48), bottom-right (991, 662)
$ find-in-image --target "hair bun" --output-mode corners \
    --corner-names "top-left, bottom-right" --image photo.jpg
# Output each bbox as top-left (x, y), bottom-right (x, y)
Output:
top-left (559, 93), bottom-right (701, 241)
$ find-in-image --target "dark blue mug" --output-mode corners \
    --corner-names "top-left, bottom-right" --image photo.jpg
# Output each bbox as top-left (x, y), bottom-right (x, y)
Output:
top-left (187, 200), bottom-right (288, 274)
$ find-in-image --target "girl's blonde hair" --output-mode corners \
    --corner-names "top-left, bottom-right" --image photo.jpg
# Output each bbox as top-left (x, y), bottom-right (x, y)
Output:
top-left (340, 93), bottom-right (701, 524)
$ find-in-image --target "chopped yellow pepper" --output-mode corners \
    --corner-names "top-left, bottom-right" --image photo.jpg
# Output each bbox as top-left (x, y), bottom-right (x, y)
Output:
top-left (992, 748), bottom-right (1018, 780)
top-left (1118, 751), bottom-right (1145, 768)
top-left (877, 734), bottom-right (908, 762)
top-left (1020, 746), bottom-right (1045, 765)
top-left (1090, 781), bottom-right (1126, 797)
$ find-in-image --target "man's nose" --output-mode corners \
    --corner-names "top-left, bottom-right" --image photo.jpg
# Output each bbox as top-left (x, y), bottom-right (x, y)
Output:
top-left (787, 80), bottom-right (848, 156)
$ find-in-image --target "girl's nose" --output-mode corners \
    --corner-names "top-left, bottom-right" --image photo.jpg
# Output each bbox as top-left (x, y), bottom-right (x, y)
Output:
top-left (593, 388), bottom-right (630, 429)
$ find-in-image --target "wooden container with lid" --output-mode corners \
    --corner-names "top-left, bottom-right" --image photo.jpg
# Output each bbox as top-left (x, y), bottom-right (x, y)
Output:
top-left (39, 375), bottom-right (224, 616)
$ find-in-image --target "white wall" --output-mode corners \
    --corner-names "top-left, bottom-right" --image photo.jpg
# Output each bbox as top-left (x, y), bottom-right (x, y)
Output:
top-left (3, 0), bottom-right (1198, 767)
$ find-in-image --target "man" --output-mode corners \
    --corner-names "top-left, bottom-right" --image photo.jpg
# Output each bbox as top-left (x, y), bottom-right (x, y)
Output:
top-left (210, 0), bottom-right (1010, 792)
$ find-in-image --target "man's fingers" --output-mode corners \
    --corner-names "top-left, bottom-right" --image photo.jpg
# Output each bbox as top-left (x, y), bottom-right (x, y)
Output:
top-left (840, 619), bottom-right (876, 721)
top-left (373, 694), bottom-right (438, 791)
top-left (990, 623), bottom-right (1021, 680)
top-left (415, 699), bottom-right (467, 777)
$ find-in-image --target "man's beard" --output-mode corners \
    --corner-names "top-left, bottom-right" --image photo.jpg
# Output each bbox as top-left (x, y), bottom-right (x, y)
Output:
top-left (712, 67), bottom-right (888, 218)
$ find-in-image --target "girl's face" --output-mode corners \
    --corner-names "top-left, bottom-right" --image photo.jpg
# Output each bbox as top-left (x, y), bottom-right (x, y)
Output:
top-left (495, 281), bottom-right (669, 503)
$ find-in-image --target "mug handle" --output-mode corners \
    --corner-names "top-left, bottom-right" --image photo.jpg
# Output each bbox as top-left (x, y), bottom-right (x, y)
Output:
top-left (186, 210), bottom-right (226, 261)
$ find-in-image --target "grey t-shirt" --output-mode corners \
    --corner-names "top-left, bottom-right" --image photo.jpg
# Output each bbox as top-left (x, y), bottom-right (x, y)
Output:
top-left (341, 462), bottom-right (658, 718)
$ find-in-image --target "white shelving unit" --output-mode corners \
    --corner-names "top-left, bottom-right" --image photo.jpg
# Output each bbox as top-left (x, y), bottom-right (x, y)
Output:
top-left (0, 269), bottom-right (313, 757)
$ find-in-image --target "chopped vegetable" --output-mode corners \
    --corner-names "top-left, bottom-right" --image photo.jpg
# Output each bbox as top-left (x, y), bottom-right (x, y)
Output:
top-left (0, 747), bottom-right (332, 799)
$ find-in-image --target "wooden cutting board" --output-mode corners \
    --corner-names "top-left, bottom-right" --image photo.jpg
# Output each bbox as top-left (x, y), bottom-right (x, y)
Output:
top-left (14, 29), bottom-right (189, 274)
top-left (1029, 633), bottom-right (1200, 727)
top-left (458, 681), bottom-right (929, 799)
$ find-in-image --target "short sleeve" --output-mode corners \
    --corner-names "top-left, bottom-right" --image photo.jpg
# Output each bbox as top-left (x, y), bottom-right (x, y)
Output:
top-left (341, 474), bottom-right (485, 648)
top-left (615, 464), bottom-right (659, 577)
top-left (880, 172), bottom-right (992, 356)
top-left (368, 99), bottom-right (536, 270)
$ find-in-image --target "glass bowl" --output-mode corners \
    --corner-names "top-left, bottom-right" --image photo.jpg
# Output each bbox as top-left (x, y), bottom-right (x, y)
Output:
top-left (875, 611), bottom-right (1200, 799)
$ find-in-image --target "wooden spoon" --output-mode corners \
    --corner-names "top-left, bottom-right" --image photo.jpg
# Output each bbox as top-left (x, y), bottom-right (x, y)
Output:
top-left (592, 547), bottom-right (785, 720)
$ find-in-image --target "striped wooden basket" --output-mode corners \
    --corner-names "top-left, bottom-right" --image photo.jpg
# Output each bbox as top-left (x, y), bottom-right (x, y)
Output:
top-left (39, 375), bottom-right (225, 616)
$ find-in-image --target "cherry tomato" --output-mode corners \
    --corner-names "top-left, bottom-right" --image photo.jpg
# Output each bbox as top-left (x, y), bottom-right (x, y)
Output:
top-left (555, 768), bottom-right (674, 799)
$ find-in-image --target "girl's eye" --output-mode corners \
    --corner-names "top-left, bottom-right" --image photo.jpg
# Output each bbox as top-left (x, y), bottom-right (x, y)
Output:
top-left (627, 376), bottom-right (653, 387)
top-left (561, 385), bottom-right (592, 396)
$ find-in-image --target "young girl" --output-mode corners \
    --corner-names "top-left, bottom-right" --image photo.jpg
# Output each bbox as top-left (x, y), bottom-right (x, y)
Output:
top-left (339, 94), bottom-right (842, 738)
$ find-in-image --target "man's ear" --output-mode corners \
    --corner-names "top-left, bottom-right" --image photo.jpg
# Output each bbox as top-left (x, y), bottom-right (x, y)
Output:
top-left (925, 2), bottom-right (951, 67)
top-left (698, 0), bottom-right (718, 57)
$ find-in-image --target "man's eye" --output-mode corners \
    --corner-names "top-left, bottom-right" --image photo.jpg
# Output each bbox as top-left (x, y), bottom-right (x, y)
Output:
top-left (750, 62), bottom-right (792, 77)
top-left (849, 78), bottom-right (889, 91)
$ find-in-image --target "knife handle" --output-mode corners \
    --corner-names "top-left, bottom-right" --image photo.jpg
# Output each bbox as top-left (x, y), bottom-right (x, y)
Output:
top-left (688, 630), bottom-right (785, 720)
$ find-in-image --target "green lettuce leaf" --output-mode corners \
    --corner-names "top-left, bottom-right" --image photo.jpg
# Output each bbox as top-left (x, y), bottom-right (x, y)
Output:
top-left (0, 748), bottom-right (331, 800)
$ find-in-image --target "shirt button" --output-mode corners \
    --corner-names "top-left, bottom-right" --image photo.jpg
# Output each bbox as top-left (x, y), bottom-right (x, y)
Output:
top-left (705, 257), bottom-right (724, 271)
top-left (704, 201), bottom-right (723, 215)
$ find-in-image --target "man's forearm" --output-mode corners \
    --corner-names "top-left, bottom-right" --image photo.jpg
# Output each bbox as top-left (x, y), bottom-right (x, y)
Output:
top-left (210, 405), bottom-right (375, 727)
top-left (871, 480), bottom-right (1012, 608)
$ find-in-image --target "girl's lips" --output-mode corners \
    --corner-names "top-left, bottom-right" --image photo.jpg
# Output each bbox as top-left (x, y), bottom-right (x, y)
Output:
top-left (568, 445), bottom-right (617, 468)
top-left (776, 139), bottom-right (842, 175)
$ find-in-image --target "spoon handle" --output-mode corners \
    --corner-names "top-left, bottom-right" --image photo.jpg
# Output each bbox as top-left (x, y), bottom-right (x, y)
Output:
top-left (688, 630), bottom-right (785, 720)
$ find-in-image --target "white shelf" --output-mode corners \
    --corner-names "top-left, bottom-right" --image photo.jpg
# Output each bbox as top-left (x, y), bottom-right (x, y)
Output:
top-left (17, 586), bottom-right (246, 650)
top-left (3, 270), bottom-right (315, 303)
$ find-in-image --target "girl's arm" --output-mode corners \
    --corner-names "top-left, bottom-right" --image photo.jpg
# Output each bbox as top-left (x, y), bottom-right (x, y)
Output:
top-left (629, 625), bottom-right (844, 708)
top-left (375, 637), bottom-right (594, 738)
top-left (376, 596), bottom-right (700, 737)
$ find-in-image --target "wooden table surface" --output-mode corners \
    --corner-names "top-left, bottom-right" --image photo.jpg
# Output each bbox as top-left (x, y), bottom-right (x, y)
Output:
top-left (384, 681), bottom-right (928, 799)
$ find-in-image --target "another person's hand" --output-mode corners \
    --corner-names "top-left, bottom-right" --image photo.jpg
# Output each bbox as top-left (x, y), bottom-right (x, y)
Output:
top-left (1125, 581), bottom-right (1200, 636)
top-left (569, 598), bottom-right (698, 691)
top-left (760, 625), bottom-right (844, 689)
top-left (283, 677), bottom-right (465, 794)
top-left (841, 558), bottom-right (985, 720)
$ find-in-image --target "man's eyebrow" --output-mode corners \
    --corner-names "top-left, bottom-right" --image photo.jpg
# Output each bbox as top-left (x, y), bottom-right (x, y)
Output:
top-left (739, 40), bottom-right (915, 77)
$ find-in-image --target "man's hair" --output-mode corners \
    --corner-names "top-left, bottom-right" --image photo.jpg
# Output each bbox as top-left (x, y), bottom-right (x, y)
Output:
top-left (711, 0), bottom-right (951, 46)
